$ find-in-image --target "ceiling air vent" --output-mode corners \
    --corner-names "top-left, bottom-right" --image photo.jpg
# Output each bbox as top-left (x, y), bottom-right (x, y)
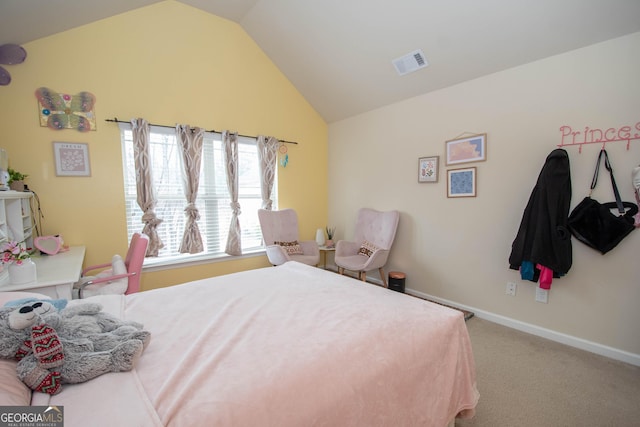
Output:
top-left (392, 49), bottom-right (428, 76)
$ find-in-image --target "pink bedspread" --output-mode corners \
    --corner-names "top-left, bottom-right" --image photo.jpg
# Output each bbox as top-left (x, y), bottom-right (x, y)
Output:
top-left (34, 262), bottom-right (478, 426)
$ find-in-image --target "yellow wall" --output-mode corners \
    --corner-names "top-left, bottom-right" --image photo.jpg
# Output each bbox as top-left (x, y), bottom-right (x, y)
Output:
top-left (0, 1), bottom-right (328, 290)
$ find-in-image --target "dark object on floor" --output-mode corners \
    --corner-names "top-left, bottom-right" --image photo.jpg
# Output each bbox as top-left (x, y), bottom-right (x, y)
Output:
top-left (388, 271), bottom-right (406, 293)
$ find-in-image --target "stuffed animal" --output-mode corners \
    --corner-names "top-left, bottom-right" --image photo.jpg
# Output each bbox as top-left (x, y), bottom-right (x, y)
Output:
top-left (0, 299), bottom-right (150, 395)
top-left (0, 300), bottom-right (92, 360)
top-left (3, 298), bottom-right (150, 352)
top-left (36, 301), bottom-right (150, 352)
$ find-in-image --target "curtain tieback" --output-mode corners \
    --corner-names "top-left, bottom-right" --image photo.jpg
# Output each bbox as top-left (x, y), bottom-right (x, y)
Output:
top-left (184, 203), bottom-right (201, 221)
top-left (230, 202), bottom-right (241, 215)
top-left (142, 212), bottom-right (163, 226)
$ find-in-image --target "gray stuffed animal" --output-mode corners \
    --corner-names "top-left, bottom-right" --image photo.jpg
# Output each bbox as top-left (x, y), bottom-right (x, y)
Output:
top-left (0, 300), bottom-right (92, 360)
top-left (0, 299), bottom-right (150, 395)
top-left (36, 301), bottom-right (150, 351)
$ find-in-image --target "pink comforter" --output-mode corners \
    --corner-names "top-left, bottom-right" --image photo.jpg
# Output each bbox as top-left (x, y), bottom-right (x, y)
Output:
top-left (34, 262), bottom-right (478, 426)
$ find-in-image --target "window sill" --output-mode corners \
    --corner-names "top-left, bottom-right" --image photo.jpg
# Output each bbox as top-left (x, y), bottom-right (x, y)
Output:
top-left (141, 249), bottom-right (266, 273)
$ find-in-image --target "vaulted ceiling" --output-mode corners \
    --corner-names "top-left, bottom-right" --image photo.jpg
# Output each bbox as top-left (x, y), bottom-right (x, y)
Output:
top-left (2, 0), bottom-right (640, 123)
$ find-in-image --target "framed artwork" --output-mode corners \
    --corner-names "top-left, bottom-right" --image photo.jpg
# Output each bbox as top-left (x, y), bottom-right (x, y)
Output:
top-left (35, 87), bottom-right (97, 132)
top-left (418, 156), bottom-right (439, 183)
top-left (53, 142), bottom-right (91, 177)
top-left (447, 167), bottom-right (476, 198)
top-left (445, 133), bottom-right (487, 165)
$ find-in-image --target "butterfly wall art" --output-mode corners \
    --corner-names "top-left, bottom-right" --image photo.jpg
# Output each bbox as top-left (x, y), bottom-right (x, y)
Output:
top-left (0, 44), bottom-right (27, 86)
top-left (35, 87), bottom-right (97, 132)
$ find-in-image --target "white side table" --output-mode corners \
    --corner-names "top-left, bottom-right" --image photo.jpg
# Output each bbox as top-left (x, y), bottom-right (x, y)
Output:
top-left (319, 246), bottom-right (335, 269)
top-left (0, 246), bottom-right (86, 299)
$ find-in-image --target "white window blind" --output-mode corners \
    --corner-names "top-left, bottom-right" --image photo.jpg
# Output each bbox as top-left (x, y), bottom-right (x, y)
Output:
top-left (120, 125), bottom-right (276, 260)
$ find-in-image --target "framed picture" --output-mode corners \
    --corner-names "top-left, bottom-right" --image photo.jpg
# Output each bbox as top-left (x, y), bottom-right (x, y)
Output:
top-left (445, 133), bottom-right (487, 165)
top-left (36, 87), bottom-right (97, 132)
top-left (418, 156), bottom-right (439, 183)
top-left (53, 142), bottom-right (91, 177)
top-left (447, 167), bottom-right (476, 198)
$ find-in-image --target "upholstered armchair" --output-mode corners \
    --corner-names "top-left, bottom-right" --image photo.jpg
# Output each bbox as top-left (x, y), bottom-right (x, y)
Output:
top-left (258, 209), bottom-right (320, 266)
top-left (334, 208), bottom-right (400, 287)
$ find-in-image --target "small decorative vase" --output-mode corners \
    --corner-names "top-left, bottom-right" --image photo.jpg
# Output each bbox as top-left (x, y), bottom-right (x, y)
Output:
top-left (315, 228), bottom-right (325, 246)
top-left (8, 259), bottom-right (37, 285)
top-left (9, 180), bottom-right (24, 191)
top-left (325, 239), bottom-right (334, 248)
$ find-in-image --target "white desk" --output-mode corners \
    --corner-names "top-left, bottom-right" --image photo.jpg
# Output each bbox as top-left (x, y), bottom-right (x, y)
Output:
top-left (0, 246), bottom-right (85, 299)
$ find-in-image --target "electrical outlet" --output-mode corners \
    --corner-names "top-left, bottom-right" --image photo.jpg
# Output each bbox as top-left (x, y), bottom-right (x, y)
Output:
top-left (535, 287), bottom-right (549, 303)
top-left (506, 282), bottom-right (517, 296)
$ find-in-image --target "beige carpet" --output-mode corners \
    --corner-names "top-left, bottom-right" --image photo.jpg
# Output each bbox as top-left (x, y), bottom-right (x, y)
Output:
top-left (456, 318), bottom-right (640, 427)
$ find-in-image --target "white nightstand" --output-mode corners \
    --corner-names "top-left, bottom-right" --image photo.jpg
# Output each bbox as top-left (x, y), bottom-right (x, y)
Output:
top-left (0, 246), bottom-right (86, 299)
top-left (318, 246), bottom-right (335, 269)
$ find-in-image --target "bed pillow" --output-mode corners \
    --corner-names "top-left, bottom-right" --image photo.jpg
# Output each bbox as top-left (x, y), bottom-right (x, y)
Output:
top-left (0, 291), bottom-right (51, 306)
top-left (0, 292), bottom-right (43, 406)
top-left (274, 240), bottom-right (304, 255)
top-left (0, 359), bottom-right (31, 406)
top-left (358, 240), bottom-right (379, 257)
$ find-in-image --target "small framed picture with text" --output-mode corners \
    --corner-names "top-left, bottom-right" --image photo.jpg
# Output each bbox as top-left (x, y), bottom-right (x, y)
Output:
top-left (53, 141), bottom-right (91, 177)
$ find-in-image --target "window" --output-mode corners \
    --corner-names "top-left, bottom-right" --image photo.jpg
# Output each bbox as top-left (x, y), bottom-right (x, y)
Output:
top-left (120, 125), bottom-right (276, 263)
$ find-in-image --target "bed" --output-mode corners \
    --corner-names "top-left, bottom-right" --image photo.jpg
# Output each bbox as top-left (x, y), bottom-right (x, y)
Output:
top-left (1, 261), bottom-right (478, 426)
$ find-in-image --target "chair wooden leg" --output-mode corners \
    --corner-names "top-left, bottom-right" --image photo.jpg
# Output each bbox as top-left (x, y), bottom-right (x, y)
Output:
top-left (338, 267), bottom-right (344, 275)
top-left (361, 271), bottom-right (367, 282)
top-left (379, 268), bottom-right (388, 287)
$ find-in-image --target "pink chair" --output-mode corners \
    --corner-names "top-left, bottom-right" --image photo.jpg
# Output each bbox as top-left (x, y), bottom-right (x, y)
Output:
top-left (258, 209), bottom-right (320, 266)
top-left (334, 208), bottom-right (399, 287)
top-left (73, 233), bottom-right (149, 298)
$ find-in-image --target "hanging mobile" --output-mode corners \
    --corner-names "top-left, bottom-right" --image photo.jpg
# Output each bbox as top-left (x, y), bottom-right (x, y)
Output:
top-left (279, 142), bottom-right (289, 167)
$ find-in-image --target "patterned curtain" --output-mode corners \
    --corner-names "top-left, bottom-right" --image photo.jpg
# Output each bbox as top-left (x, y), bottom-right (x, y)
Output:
top-left (131, 118), bottom-right (164, 256)
top-left (257, 135), bottom-right (279, 210)
top-left (223, 131), bottom-right (241, 255)
top-left (176, 124), bottom-right (204, 254)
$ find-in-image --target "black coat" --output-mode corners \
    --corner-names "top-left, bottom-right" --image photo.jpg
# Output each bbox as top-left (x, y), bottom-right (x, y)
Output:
top-left (509, 149), bottom-right (572, 276)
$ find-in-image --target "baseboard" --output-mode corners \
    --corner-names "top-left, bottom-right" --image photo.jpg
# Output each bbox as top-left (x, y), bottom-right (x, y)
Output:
top-left (405, 288), bottom-right (640, 367)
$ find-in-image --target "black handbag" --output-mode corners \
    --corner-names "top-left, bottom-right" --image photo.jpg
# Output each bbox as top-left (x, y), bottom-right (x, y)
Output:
top-left (568, 149), bottom-right (637, 254)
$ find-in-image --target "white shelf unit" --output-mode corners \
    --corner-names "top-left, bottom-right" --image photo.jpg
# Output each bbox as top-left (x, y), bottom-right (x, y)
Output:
top-left (0, 190), bottom-right (34, 249)
top-left (0, 191), bottom-right (34, 284)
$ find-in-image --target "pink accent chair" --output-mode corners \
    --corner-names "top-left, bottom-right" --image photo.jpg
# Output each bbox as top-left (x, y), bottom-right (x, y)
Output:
top-left (258, 209), bottom-right (320, 266)
top-left (334, 208), bottom-right (400, 287)
top-left (73, 233), bottom-right (149, 298)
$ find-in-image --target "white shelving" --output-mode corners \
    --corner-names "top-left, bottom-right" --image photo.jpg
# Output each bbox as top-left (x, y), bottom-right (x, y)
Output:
top-left (0, 190), bottom-right (34, 247)
top-left (0, 191), bottom-right (35, 284)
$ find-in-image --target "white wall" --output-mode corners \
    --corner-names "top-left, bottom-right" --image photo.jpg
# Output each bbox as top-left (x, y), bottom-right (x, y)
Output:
top-left (328, 32), bottom-right (640, 361)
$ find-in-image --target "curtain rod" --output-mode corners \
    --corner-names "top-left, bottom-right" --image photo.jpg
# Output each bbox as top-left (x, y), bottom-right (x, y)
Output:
top-left (105, 118), bottom-right (298, 145)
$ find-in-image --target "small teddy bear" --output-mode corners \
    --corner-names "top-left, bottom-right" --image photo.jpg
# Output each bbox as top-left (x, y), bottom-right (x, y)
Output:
top-left (0, 299), bottom-right (150, 395)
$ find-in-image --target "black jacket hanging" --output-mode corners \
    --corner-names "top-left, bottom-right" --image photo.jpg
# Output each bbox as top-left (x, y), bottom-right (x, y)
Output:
top-left (509, 149), bottom-right (572, 277)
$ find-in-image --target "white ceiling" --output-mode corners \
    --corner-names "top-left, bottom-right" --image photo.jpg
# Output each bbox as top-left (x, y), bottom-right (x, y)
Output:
top-left (2, 0), bottom-right (640, 123)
